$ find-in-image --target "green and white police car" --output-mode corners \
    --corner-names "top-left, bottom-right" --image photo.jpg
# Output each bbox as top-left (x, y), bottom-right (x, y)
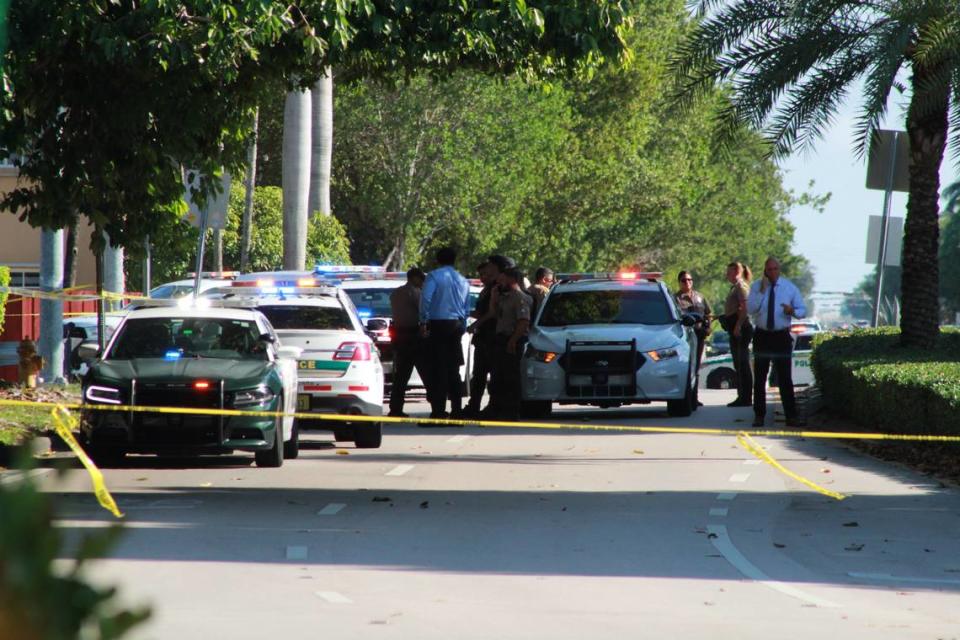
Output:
top-left (699, 324), bottom-right (819, 389)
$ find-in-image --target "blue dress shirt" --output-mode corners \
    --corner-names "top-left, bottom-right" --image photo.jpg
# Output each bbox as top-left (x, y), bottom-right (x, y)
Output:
top-left (420, 266), bottom-right (470, 324)
top-left (746, 276), bottom-right (807, 331)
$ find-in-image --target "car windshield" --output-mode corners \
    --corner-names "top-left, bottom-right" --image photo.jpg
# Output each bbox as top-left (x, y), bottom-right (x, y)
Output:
top-left (107, 317), bottom-right (267, 360)
top-left (538, 289), bottom-right (674, 326)
top-left (257, 305), bottom-right (353, 331)
top-left (344, 289), bottom-right (393, 318)
top-left (149, 284), bottom-right (194, 299)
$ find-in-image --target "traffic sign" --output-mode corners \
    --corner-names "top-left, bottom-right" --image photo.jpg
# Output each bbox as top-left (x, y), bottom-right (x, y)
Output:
top-left (182, 169), bottom-right (231, 230)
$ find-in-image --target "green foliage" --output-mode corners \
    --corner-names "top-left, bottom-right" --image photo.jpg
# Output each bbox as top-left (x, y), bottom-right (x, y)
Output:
top-left (0, 265), bottom-right (9, 336)
top-left (1, 0), bottom-right (633, 256)
top-left (811, 328), bottom-right (960, 436)
top-left (939, 212), bottom-right (960, 318)
top-left (0, 469), bottom-right (150, 639)
top-left (847, 266), bottom-right (902, 325)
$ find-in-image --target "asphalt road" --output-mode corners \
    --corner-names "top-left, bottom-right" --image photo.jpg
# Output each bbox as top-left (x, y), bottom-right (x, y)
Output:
top-left (37, 389), bottom-right (960, 639)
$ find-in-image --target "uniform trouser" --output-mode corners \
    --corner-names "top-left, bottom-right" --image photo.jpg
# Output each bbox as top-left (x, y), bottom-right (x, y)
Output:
top-left (425, 320), bottom-right (464, 415)
top-left (389, 328), bottom-right (424, 414)
top-left (693, 331), bottom-right (706, 404)
top-left (730, 328), bottom-right (753, 403)
top-left (752, 329), bottom-right (796, 419)
top-left (467, 338), bottom-right (493, 412)
top-left (490, 334), bottom-right (524, 417)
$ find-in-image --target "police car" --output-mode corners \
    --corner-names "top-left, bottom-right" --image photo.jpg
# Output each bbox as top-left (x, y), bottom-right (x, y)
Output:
top-left (699, 322), bottom-right (820, 389)
top-left (205, 273), bottom-right (384, 448)
top-left (520, 272), bottom-right (700, 417)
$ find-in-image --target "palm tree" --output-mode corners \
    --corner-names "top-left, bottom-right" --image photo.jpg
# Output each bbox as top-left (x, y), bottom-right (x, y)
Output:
top-left (282, 87), bottom-right (311, 270)
top-left (309, 69), bottom-right (333, 219)
top-left (674, 0), bottom-right (960, 348)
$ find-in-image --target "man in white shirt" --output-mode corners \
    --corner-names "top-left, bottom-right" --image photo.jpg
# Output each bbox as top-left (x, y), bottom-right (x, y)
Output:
top-left (746, 257), bottom-right (808, 427)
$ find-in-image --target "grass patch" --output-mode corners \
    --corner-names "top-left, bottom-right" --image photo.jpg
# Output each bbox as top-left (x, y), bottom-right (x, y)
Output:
top-left (0, 384), bottom-right (81, 445)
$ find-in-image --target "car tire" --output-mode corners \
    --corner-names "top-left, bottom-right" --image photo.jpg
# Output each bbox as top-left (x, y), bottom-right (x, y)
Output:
top-left (707, 368), bottom-right (736, 390)
top-left (283, 420), bottom-right (299, 460)
top-left (667, 378), bottom-right (694, 417)
top-left (255, 410), bottom-right (284, 468)
top-left (353, 422), bottom-right (383, 449)
top-left (520, 401), bottom-right (552, 419)
top-left (89, 445), bottom-right (125, 468)
top-left (333, 428), bottom-right (355, 442)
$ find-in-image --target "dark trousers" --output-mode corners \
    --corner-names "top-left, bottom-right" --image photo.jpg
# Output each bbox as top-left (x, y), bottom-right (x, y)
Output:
top-left (752, 329), bottom-right (796, 419)
top-left (424, 320), bottom-right (464, 415)
top-left (489, 334), bottom-right (524, 418)
top-left (730, 327), bottom-right (753, 403)
top-left (693, 332), bottom-right (706, 405)
top-left (389, 327), bottom-right (424, 414)
top-left (467, 338), bottom-right (493, 412)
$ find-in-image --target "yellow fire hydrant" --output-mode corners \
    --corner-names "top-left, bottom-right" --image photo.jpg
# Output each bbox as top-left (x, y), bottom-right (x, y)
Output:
top-left (17, 340), bottom-right (44, 388)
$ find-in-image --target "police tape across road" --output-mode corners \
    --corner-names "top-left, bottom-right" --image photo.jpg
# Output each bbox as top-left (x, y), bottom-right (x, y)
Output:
top-left (8, 396), bottom-right (960, 509)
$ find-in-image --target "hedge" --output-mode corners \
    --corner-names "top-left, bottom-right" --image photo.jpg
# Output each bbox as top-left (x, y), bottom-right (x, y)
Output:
top-left (811, 328), bottom-right (960, 436)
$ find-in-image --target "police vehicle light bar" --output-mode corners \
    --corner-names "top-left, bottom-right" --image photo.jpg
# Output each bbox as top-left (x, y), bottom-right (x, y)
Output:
top-left (313, 264), bottom-right (386, 274)
top-left (557, 271), bottom-right (662, 282)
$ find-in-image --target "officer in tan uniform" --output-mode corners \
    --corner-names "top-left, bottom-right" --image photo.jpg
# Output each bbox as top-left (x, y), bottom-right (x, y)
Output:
top-left (483, 267), bottom-right (532, 420)
top-left (674, 270), bottom-right (712, 407)
top-left (388, 267), bottom-right (426, 417)
top-left (526, 267), bottom-right (554, 319)
top-left (720, 261), bottom-right (753, 407)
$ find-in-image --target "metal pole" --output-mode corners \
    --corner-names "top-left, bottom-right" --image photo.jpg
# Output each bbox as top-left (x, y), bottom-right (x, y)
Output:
top-left (193, 207), bottom-right (209, 298)
top-left (872, 133), bottom-right (899, 327)
top-left (143, 235), bottom-right (152, 296)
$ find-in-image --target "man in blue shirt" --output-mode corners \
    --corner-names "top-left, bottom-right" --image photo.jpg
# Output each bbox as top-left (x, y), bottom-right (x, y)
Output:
top-left (746, 257), bottom-right (808, 427)
top-left (419, 246), bottom-right (471, 420)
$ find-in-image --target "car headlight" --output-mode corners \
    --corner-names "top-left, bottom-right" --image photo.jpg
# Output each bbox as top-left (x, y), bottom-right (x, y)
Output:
top-left (646, 347), bottom-right (679, 362)
top-left (232, 386), bottom-right (276, 408)
top-left (525, 346), bottom-right (559, 363)
top-left (85, 384), bottom-right (123, 405)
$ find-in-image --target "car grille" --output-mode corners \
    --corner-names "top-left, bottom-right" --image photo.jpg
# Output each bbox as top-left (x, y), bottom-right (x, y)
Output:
top-left (130, 382), bottom-right (224, 446)
top-left (563, 340), bottom-right (641, 399)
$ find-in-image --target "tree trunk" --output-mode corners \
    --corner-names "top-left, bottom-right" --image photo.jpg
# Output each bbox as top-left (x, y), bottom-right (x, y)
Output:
top-left (213, 229), bottom-right (223, 272)
top-left (241, 109), bottom-right (259, 272)
top-left (282, 87), bottom-right (312, 270)
top-left (309, 69), bottom-right (333, 218)
top-left (901, 64), bottom-right (949, 349)
top-left (39, 228), bottom-right (64, 384)
top-left (63, 214), bottom-right (78, 287)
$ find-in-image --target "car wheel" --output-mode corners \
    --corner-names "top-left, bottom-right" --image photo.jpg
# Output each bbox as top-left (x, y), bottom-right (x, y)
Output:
top-left (88, 445), bottom-right (125, 468)
top-left (520, 400), bottom-right (552, 420)
top-left (354, 422), bottom-right (383, 449)
top-left (707, 368), bottom-right (736, 390)
top-left (333, 428), bottom-right (355, 442)
top-left (283, 420), bottom-right (299, 460)
top-left (255, 409), bottom-right (284, 468)
top-left (667, 378), bottom-right (694, 417)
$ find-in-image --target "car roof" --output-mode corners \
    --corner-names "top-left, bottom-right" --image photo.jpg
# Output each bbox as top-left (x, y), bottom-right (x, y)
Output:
top-left (339, 279), bottom-right (482, 291)
top-left (236, 295), bottom-right (344, 308)
top-left (123, 306), bottom-right (262, 321)
top-left (552, 279), bottom-right (665, 293)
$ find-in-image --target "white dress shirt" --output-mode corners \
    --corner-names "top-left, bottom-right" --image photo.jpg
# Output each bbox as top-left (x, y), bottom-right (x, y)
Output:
top-left (746, 276), bottom-right (807, 331)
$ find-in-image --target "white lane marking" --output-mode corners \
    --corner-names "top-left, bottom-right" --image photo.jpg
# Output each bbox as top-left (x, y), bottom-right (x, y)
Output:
top-left (0, 468), bottom-right (52, 486)
top-left (716, 492), bottom-right (738, 501)
top-left (729, 473), bottom-right (751, 483)
top-left (316, 591), bottom-right (353, 604)
top-left (743, 459), bottom-right (762, 466)
top-left (848, 572), bottom-right (960, 586)
top-left (446, 434), bottom-right (471, 443)
top-left (285, 546), bottom-right (308, 560)
top-left (709, 508), bottom-right (729, 517)
top-left (707, 525), bottom-right (840, 608)
top-left (317, 503), bottom-right (346, 516)
top-left (386, 464), bottom-right (415, 477)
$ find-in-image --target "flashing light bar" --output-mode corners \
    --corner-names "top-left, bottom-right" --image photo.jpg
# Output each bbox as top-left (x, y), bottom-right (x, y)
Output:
top-left (557, 272), bottom-right (663, 282)
top-left (186, 271), bottom-right (239, 279)
top-left (313, 264), bottom-right (386, 274)
top-left (193, 380), bottom-right (211, 390)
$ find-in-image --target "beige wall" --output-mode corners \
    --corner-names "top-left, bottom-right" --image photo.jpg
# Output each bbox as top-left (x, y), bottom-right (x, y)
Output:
top-left (0, 168), bottom-right (98, 286)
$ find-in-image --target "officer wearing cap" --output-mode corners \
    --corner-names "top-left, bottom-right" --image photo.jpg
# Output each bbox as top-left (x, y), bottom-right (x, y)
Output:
top-left (483, 266), bottom-right (532, 420)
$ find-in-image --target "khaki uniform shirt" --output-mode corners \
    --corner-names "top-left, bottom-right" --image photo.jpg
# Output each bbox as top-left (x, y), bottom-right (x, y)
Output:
top-left (723, 279), bottom-right (749, 316)
top-left (390, 283), bottom-right (421, 329)
top-left (526, 283), bottom-right (549, 317)
top-left (496, 288), bottom-right (532, 336)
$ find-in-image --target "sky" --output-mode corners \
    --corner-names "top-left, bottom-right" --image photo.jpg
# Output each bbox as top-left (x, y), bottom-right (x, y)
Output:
top-left (778, 99), bottom-right (958, 294)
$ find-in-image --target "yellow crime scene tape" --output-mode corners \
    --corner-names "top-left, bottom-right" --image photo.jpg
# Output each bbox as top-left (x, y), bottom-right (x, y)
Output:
top-left (0, 286), bottom-right (151, 302)
top-left (7, 397), bottom-right (960, 511)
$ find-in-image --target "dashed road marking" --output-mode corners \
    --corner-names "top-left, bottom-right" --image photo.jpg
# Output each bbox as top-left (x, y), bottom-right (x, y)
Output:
top-left (315, 591), bottom-right (353, 604)
top-left (317, 503), bottom-right (346, 516)
top-left (709, 507), bottom-right (729, 517)
top-left (743, 459), bottom-right (762, 466)
top-left (848, 572), bottom-right (960, 586)
top-left (386, 464), bottom-right (415, 477)
top-left (285, 546), bottom-right (308, 561)
top-left (446, 434), bottom-right (471, 443)
top-left (707, 525), bottom-right (840, 608)
top-left (716, 492), bottom-right (738, 501)
top-left (729, 473), bottom-right (751, 483)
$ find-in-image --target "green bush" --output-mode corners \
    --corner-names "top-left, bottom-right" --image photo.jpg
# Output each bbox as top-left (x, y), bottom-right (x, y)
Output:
top-left (0, 265), bottom-right (9, 336)
top-left (811, 328), bottom-right (960, 436)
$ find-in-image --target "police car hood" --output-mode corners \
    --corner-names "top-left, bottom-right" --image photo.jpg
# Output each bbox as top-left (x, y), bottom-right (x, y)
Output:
top-left (529, 323), bottom-right (684, 352)
top-left (91, 358), bottom-right (270, 388)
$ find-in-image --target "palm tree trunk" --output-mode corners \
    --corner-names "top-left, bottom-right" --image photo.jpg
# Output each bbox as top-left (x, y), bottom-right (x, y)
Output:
top-left (39, 228), bottom-right (64, 383)
top-left (901, 65), bottom-right (949, 349)
top-left (240, 109), bottom-right (258, 272)
top-left (63, 214), bottom-right (78, 287)
top-left (309, 69), bottom-right (333, 218)
top-left (282, 86), bottom-right (312, 270)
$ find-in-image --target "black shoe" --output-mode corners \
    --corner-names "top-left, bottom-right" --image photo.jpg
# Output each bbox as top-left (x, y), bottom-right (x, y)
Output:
top-left (387, 411), bottom-right (409, 418)
top-left (450, 409), bottom-right (466, 420)
top-left (696, 401), bottom-right (705, 407)
top-left (429, 411), bottom-right (450, 420)
top-left (727, 399), bottom-right (752, 407)
top-left (752, 416), bottom-right (765, 427)
top-left (784, 417), bottom-right (804, 428)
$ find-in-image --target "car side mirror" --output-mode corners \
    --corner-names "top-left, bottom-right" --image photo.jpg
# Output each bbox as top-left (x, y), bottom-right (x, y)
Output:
top-left (76, 341), bottom-right (101, 364)
top-left (681, 314), bottom-right (699, 327)
top-left (258, 333), bottom-right (276, 344)
top-left (366, 318), bottom-right (388, 331)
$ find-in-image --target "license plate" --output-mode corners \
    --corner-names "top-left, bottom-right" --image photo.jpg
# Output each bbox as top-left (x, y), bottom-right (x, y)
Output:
top-left (297, 394), bottom-right (311, 411)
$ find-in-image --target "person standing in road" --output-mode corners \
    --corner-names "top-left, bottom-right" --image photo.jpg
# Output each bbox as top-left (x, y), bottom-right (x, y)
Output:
top-left (747, 257), bottom-right (807, 427)
top-left (464, 260), bottom-right (499, 417)
top-left (484, 267), bottom-right (532, 420)
top-left (419, 247), bottom-right (471, 420)
top-left (526, 267), bottom-right (554, 319)
top-left (674, 270), bottom-right (712, 407)
top-left (388, 267), bottom-right (426, 418)
top-left (721, 261), bottom-right (753, 408)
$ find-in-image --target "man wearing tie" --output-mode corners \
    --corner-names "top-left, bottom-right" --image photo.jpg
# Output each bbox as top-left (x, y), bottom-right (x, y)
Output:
top-left (746, 257), bottom-right (807, 427)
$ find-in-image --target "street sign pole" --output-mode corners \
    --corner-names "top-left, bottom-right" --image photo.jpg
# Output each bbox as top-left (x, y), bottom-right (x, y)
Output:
top-left (872, 133), bottom-right (899, 328)
top-left (193, 206), bottom-right (209, 298)
top-left (143, 235), bottom-right (152, 297)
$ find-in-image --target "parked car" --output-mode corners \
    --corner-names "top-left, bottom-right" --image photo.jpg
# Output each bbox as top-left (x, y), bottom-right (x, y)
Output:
top-left (699, 325), bottom-right (820, 389)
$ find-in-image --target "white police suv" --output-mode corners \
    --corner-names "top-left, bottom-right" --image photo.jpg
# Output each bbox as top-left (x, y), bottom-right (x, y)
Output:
top-left (204, 274), bottom-right (385, 448)
top-left (520, 273), bottom-right (699, 417)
